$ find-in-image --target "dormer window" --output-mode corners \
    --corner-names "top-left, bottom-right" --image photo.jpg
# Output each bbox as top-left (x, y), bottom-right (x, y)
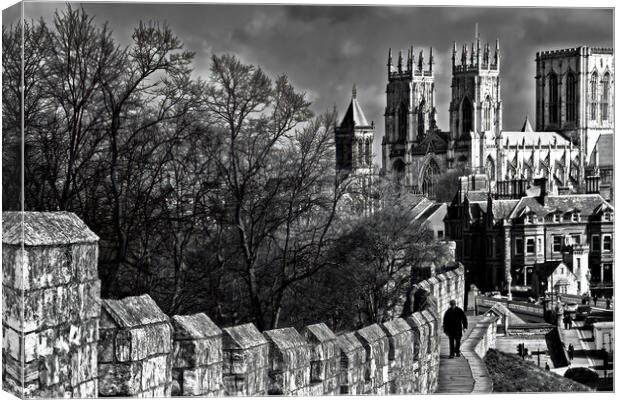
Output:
top-left (603, 212), bottom-right (612, 222)
top-left (554, 213), bottom-right (561, 223)
top-left (571, 213), bottom-right (580, 222)
top-left (526, 214), bottom-right (534, 224)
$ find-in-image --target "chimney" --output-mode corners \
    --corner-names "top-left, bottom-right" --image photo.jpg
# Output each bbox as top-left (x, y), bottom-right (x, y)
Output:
top-left (585, 175), bottom-right (600, 194)
top-left (533, 177), bottom-right (548, 204)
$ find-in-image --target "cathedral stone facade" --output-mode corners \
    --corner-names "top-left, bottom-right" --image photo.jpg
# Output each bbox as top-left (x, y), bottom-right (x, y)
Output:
top-left (377, 30), bottom-right (614, 200)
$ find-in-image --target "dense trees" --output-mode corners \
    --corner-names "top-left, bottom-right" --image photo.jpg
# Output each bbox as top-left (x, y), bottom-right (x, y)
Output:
top-left (2, 5), bottom-right (451, 332)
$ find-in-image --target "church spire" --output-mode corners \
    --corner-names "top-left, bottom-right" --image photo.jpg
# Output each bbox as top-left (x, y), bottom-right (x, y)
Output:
top-left (495, 38), bottom-right (500, 68)
top-left (352, 84), bottom-right (357, 99)
top-left (408, 45), bottom-right (414, 71)
top-left (387, 48), bottom-right (393, 72)
top-left (418, 49), bottom-right (424, 72)
top-left (452, 41), bottom-right (457, 69)
top-left (429, 47), bottom-right (434, 72)
top-left (398, 50), bottom-right (403, 72)
top-left (475, 23), bottom-right (481, 66)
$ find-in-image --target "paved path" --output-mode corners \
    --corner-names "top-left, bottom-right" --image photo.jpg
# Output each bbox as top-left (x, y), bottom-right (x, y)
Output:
top-left (437, 316), bottom-right (493, 393)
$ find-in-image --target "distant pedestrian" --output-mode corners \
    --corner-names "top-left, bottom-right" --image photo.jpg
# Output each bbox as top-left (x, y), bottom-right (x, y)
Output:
top-left (593, 294), bottom-right (598, 306)
top-left (443, 299), bottom-right (468, 358)
top-left (568, 317), bottom-right (573, 330)
top-left (568, 344), bottom-right (575, 361)
top-left (563, 314), bottom-right (570, 330)
top-left (545, 362), bottom-right (550, 371)
top-left (606, 297), bottom-right (611, 310)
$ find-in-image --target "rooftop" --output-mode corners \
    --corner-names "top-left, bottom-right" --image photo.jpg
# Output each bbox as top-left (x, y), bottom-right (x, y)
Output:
top-left (339, 85), bottom-right (371, 128)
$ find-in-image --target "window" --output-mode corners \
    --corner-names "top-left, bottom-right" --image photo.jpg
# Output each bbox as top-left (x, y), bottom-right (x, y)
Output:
top-left (592, 235), bottom-right (600, 253)
top-left (561, 267), bottom-right (565, 275)
top-left (365, 139), bottom-right (371, 166)
top-left (515, 238), bottom-right (524, 255)
top-left (526, 238), bottom-right (535, 255)
top-left (417, 101), bottom-right (426, 138)
top-left (483, 97), bottom-right (492, 131)
top-left (554, 213), bottom-right (561, 223)
top-left (549, 72), bottom-right (559, 124)
top-left (571, 213), bottom-right (580, 222)
top-left (603, 235), bottom-right (612, 252)
top-left (604, 212), bottom-right (612, 222)
top-left (537, 238), bottom-right (543, 253)
top-left (357, 140), bottom-right (364, 166)
top-left (572, 235), bottom-right (581, 245)
top-left (526, 215), bottom-right (534, 224)
top-left (496, 237), bottom-right (502, 256)
top-left (462, 97), bottom-right (473, 136)
top-left (486, 237), bottom-right (494, 257)
top-left (576, 258), bottom-right (581, 270)
top-left (437, 230), bottom-right (444, 239)
top-left (421, 159), bottom-right (440, 198)
top-left (590, 72), bottom-right (598, 121)
top-left (485, 156), bottom-right (495, 182)
top-left (553, 236), bottom-right (563, 253)
top-left (602, 72), bottom-right (610, 121)
top-left (566, 72), bottom-right (577, 122)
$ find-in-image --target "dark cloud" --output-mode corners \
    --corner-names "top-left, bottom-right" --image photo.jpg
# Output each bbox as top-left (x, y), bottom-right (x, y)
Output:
top-left (19, 3), bottom-right (613, 162)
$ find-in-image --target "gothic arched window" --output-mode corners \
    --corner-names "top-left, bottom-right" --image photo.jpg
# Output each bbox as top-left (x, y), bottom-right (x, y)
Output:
top-left (482, 97), bottom-right (492, 131)
top-left (485, 156), bottom-right (495, 181)
top-left (566, 72), bottom-right (577, 122)
top-left (461, 97), bottom-right (473, 136)
top-left (421, 159), bottom-right (440, 198)
top-left (398, 104), bottom-right (408, 142)
top-left (549, 72), bottom-right (559, 124)
top-left (357, 139), bottom-right (364, 166)
top-left (417, 100), bottom-right (426, 138)
top-left (602, 72), bottom-right (610, 121)
top-left (365, 138), bottom-right (371, 166)
top-left (590, 72), bottom-right (598, 121)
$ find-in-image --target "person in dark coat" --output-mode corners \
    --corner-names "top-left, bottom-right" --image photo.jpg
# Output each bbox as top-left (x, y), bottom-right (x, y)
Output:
top-left (568, 343), bottom-right (575, 361)
top-left (545, 362), bottom-right (550, 371)
top-left (443, 299), bottom-right (468, 358)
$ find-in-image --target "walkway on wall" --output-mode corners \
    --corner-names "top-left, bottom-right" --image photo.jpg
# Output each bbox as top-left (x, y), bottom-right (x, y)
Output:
top-left (436, 316), bottom-right (493, 393)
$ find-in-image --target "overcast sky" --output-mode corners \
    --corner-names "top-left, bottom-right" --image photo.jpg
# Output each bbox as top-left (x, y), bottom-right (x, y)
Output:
top-left (9, 2), bottom-right (614, 157)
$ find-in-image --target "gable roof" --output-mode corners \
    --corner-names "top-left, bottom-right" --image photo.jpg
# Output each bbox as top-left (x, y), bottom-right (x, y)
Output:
top-left (520, 115), bottom-right (534, 132)
top-left (509, 194), bottom-right (613, 219)
top-left (416, 203), bottom-right (446, 222)
top-left (500, 130), bottom-right (570, 147)
top-left (3, 211), bottom-right (99, 246)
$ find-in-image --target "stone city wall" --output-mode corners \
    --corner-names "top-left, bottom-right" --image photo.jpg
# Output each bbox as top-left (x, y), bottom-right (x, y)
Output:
top-left (2, 212), bottom-right (466, 397)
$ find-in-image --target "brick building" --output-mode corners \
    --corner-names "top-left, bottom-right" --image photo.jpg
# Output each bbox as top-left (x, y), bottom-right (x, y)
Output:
top-left (445, 175), bottom-right (613, 298)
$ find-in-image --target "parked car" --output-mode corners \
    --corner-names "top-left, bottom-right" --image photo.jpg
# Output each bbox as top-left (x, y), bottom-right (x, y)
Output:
top-left (564, 302), bottom-right (578, 313)
top-left (575, 305), bottom-right (591, 320)
top-left (585, 315), bottom-right (610, 328)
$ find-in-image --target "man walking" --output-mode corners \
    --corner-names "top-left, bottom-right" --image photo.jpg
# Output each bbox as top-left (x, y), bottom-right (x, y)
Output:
top-left (568, 343), bottom-right (575, 361)
top-left (443, 299), bottom-right (468, 358)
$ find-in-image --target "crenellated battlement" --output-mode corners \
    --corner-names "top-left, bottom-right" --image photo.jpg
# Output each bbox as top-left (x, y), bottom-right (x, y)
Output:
top-left (2, 212), bottom-right (468, 398)
top-left (536, 46), bottom-right (614, 59)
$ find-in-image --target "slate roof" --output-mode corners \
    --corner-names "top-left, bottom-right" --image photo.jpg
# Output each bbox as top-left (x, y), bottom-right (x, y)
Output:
top-left (102, 294), bottom-right (169, 328)
top-left (416, 203), bottom-right (446, 222)
top-left (3, 211), bottom-right (99, 246)
top-left (509, 194), bottom-right (613, 219)
top-left (491, 200), bottom-right (520, 219)
top-left (339, 87), bottom-right (371, 128)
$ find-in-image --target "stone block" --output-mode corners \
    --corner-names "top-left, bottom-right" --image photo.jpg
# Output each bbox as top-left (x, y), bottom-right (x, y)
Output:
top-left (222, 323), bottom-right (269, 396)
top-left (303, 322), bottom-right (339, 388)
top-left (98, 361), bottom-right (143, 396)
top-left (263, 327), bottom-right (311, 395)
top-left (115, 322), bottom-right (173, 362)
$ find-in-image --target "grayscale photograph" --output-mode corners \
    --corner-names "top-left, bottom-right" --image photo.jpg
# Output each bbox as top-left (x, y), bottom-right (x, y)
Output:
top-left (1, 1), bottom-right (615, 397)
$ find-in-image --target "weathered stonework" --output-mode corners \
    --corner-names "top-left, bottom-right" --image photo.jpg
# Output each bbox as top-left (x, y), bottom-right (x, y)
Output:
top-left (355, 324), bottom-right (390, 394)
top-left (302, 323), bottom-right (339, 395)
top-left (98, 294), bottom-right (173, 397)
top-left (381, 318), bottom-right (416, 394)
top-left (263, 327), bottom-right (311, 395)
top-left (221, 323), bottom-right (269, 396)
top-left (335, 332), bottom-right (366, 394)
top-left (3, 212), bottom-right (473, 398)
top-left (2, 212), bottom-right (100, 398)
top-left (171, 313), bottom-right (223, 396)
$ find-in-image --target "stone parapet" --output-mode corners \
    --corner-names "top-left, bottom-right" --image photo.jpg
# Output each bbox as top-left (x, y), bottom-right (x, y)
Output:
top-left (2, 212), bottom-right (100, 398)
top-left (98, 295), bottom-right (173, 397)
top-left (171, 313), bottom-right (223, 396)
top-left (221, 323), bottom-right (269, 396)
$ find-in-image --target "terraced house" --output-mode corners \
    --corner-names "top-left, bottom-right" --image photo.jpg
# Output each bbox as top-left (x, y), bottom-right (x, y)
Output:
top-left (445, 175), bottom-right (613, 298)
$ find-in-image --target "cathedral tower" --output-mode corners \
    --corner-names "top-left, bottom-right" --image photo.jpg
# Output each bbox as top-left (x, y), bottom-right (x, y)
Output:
top-left (449, 27), bottom-right (502, 178)
top-left (335, 85), bottom-right (375, 213)
top-left (382, 45), bottom-right (436, 188)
